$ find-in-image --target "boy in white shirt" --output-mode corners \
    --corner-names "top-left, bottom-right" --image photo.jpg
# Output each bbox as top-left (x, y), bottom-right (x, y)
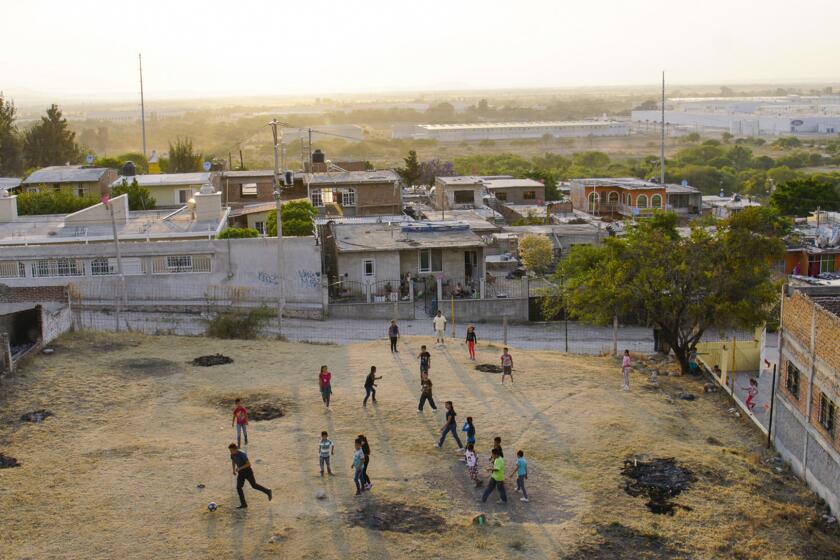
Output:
top-left (432, 311), bottom-right (447, 345)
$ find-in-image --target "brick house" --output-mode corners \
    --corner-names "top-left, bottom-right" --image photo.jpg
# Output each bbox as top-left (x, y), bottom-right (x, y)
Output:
top-left (569, 178), bottom-right (701, 217)
top-left (307, 170), bottom-right (401, 217)
top-left (219, 170), bottom-right (308, 209)
top-left (482, 178), bottom-right (545, 204)
top-left (774, 285), bottom-right (840, 514)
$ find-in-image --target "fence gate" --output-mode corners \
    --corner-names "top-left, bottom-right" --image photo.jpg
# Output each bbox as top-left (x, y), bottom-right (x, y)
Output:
top-left (420, 277), bottom-right (437, 317)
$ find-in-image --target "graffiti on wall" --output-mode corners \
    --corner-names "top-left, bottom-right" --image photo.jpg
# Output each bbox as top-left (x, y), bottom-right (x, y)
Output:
top-left (298, 270), bottom-right (320, 289)
top-left (257, 271), bottom-right (279, 285)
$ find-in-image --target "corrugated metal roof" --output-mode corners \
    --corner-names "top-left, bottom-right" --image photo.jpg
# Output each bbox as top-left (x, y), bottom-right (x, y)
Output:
top-left (0, 178), bottom-right (21, 189)
top-left (111, 173), bottom-right (212, 187)
top-left (23, 166), bottom-right (110, 184)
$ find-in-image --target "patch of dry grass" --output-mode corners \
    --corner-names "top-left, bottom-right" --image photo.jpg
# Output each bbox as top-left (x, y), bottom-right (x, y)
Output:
top-left (0, 331), bottom-right (836, 560)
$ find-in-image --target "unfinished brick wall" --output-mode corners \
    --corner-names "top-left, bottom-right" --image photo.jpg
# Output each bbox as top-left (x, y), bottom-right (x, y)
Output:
top-left (0, 284), bottom-right (67, 303)
top-left (814, 305), bottom-right (840, 373)
top-left (782, 292), bottom-right (813, 350)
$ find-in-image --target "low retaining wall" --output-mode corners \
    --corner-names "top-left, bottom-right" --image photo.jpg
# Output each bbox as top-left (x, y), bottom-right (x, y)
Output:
top-left (328, 301), bottom-right (416, 320)
top-left (448, 297), bottom-right (529, 322)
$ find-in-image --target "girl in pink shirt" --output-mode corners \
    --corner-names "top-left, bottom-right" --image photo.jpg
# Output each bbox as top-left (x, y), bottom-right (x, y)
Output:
top-left (319, 365), bottom-right (332, 409)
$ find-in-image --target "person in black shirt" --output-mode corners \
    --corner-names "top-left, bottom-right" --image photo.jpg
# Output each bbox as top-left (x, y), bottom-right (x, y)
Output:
top-left (228, 444), bottom-right (272, 509)
top-left (358, 434), bottom-right (373, 490)
top-left (418, 345), bottom-right (431, 379)
top-left (466, 325), bottom-right (478, 360)
top-left (436, 401), bottom-right (464, 450)
top-left (419, 373), bottom-right (437, 412)
top-left (363, 366), bottom-right (382, 407)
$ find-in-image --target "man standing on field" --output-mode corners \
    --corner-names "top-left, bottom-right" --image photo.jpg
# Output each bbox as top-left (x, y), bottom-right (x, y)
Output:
top-left (433, 310), bottom-right (447, 345)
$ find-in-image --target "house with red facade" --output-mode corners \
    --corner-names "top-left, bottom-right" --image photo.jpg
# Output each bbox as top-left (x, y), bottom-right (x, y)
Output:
top-left (569, 178), bottom-right (701, 218)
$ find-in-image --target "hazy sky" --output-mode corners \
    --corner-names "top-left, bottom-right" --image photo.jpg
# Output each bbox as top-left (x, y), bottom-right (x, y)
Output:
top-left (3, 0), bottom-right (839, 101)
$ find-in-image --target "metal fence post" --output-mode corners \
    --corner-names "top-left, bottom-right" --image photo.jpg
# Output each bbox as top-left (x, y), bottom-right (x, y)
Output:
top-left (503, 316), bottom-right (508, 346)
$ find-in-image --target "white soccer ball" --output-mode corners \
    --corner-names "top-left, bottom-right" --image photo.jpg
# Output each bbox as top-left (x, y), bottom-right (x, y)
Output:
top-left (208, 502), bottom-right (218, 512)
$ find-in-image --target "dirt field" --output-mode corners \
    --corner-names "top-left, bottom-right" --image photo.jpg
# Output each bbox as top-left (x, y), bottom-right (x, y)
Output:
top-left (1, 332), bottom-right (837, 560)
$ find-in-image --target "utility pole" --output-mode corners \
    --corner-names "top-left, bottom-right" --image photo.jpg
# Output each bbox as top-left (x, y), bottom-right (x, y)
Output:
top-left (269, 119), bottom-right (289, 337)
top-left (660, 71), bottom-right (666, 185)
top-left (308, 128), bottom-right (313, 171)
top-left (139, 53), bottom-right (147, 162)
top-left (107, 196), bottom-right (127, 332)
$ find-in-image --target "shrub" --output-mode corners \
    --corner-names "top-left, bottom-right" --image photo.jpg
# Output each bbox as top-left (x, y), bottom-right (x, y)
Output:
top-left (111, 179), bottom-right (156, 210)
top-left (17, 190), bottom-right (99, 215)
top-left (217, 227), bottom-right (259, 239)
top-left (206, 306), bottom-right (275, 339)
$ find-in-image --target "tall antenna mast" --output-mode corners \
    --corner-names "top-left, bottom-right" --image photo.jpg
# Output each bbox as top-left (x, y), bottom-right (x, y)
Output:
top-left (660, 71), bottom-right (665, 185)
top-left (139, 53), bottom-right (147, 162)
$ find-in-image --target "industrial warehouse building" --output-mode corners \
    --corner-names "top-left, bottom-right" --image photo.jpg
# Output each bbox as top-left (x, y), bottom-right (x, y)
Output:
top-left (393, 121), bottom-right (629, 141)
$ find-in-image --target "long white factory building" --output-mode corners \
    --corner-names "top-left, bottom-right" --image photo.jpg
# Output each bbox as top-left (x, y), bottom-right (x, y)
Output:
top-left (632, 95), bottom-right (840, 136)
top-left (392, 121), bottom-right (629, 141)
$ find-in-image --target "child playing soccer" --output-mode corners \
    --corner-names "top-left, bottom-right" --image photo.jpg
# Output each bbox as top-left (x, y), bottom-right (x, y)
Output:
top-left (319, 431), bottom-right (335, 476)
top-left (509, 449), bottom-right (529, 502)
top-left (500, 348), bottom-right (513, 384)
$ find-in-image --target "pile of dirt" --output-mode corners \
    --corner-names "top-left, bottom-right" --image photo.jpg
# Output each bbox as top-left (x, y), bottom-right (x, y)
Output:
top-left (20, 410), bottom-right (53, 423)
top-left (621, 457), bottom-right (696, 515)
top-left (0, 453), bottom-right (20, 469)
top-left (250, 404), bottom-right (284, 421)
top-left (345, 501), bottom-right (446, 533)
top-left (191, 354), bottom-right (234, 367)
top-left (114, 358), bottom-right (179, 377)
top-left (475, 364), bottom-right (502, 373)
top-left (563, 523), bottom-right (679, 560)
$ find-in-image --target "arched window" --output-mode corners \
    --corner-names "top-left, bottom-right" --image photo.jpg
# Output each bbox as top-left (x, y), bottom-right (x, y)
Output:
top-left (651, 194), bottom-right (662, 208)
top-left (637, 194), bottom-right (648, 208)
top-left (608, 192), bottom-right (619, 205)
top-left (588, 191), bottom-right (599, 211)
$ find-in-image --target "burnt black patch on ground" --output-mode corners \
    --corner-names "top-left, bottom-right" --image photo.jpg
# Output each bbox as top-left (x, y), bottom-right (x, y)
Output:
top-left (562, 523), bottom-right (681, 560)
top-left (20, 409), bottom-right (53, 423)
top-left (345, 501), bottom-right (445, 533)
top-left (114, 358), bottom-right (179, 377)
top-left (191, 354), bottom-right (234, 367)
top-left (622, 458), bottom-right (696, 515)
top-left (475, 363), bottom-right (502, 373)
top-left (0, 453), bottom-right (20, 468)
top-left (217, 394), bottom-right (289, 421)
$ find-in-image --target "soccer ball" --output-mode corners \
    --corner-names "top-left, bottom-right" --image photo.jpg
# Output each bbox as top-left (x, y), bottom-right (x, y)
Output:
top-left (208, 502), bottom-right (218, 512)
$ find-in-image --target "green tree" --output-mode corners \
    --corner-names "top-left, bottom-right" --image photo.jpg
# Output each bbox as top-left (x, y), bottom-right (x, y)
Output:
top-left (770, 177), bottom-right (840, 216)
top-left (543, 213), bottom-right (782, 372)
top-left (684, 132), bottom-right (701, 143)
top-left (266, 199), bottom-right (318, 236)
top-left (217, 227), bottom-right (259, 239)
top-left (721, 132), bottom-right (734, 144)
top-left (0, 93), bottom-right (23, 176)
top-left (111, 178), bottom-right (156, 210)
top-left (22, 104), bottom-right (81, 168)
top-left (518, 235), bottom-right (554, 274)
top-left (167, 137), bottom-right (202, 173)
top-left (396, 150), bottom-right (421, 188)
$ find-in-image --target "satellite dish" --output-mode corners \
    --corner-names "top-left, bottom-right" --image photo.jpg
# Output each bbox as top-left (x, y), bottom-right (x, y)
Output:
top-left (86, 154), bottom-right (94, 165)
top-left (203, 161), bottom-right (212, 172)
top-left (681, 179), bottom-right (688, 187)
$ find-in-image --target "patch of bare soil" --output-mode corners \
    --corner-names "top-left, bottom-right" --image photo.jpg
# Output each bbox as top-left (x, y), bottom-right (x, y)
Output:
top-left (562, 522), bottom-right (680, 560)
top-left (20, 409), bottom-right (53, 423)
top-left (475, 363), bottom-right (502, 373)
top-left (345, 501), bottom-right (446, 533)
top-left (113, 358), bottom-right (179, 377)
top-left (191, 354), bottom-right (234, 367)
top-left (0, 453), bottom-right (20, 468)
top-left (216, 394), bottom-right (289, 421)
top-left (622, 458), bottom-right (696, 515)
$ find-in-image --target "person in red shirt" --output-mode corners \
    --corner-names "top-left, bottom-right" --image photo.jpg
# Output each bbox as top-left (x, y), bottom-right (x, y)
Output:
top-left (232, 398), bottom-right (249, 447)
top-left (319, 365), bottom-right (333, 409)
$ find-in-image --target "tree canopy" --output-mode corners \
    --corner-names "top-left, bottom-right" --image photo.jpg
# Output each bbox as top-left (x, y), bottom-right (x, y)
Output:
top-left (266, 199), bottom-right (318, 237)
top-left (22, 104), bottom-right (81, 168)
top-left (111, 179), bottom-right (156, 210)
top-left (217, 227), bottom-right (259, 239)
top-left (396, 150), bottom-right (421, 188)
top-left (543, 210), bottom-right (783, 372)
top-left (0, 93), bottom-right (23, 176)
top-left (166, 137), bottom-right (202, 173)
top-left (518, 235), bottom-right (554, 274)
top-left (770, 177), bottom-right (840, 216)
top-left (17, 190), bottom-right (99, 215)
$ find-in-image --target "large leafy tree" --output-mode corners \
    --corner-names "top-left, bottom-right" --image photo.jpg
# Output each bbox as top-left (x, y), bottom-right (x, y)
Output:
top-left (23, 104), bottom-right (81, 168)
top-left (418, 158), bottom-right (454, 186)
top-left (770, 177), bottom-right (840, 216)
top-left (396, 150), bottom-right (421, 188)
top-left (543, 210), bottom-right (783, 372)
top-left (518, 235), bottom-right (554, 274)
top-left (0, 93), bottom-right (23, 176)
top-left (166, 137), bottom-right (202, 173)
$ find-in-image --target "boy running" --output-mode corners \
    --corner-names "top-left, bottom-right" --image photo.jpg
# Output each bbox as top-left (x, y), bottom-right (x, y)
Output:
top-left (363, 366), bottom-right (382, 407)
top-left (510, 449), bottom-right (529, 502)
top-left (481, 448), bottom-right (507, 504)
top-left (232, 398), bottom-right (249, 447)
top-left (319, 431), bottom-right (334, 476)
top-left (500, 348), bottom-right (513, 384)
top-left (436, 401), bottom-right (464, 450)
top-left (419, 373), bottom-right (437, 412)
top-left (228, 444), bottom-right (272, 509)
